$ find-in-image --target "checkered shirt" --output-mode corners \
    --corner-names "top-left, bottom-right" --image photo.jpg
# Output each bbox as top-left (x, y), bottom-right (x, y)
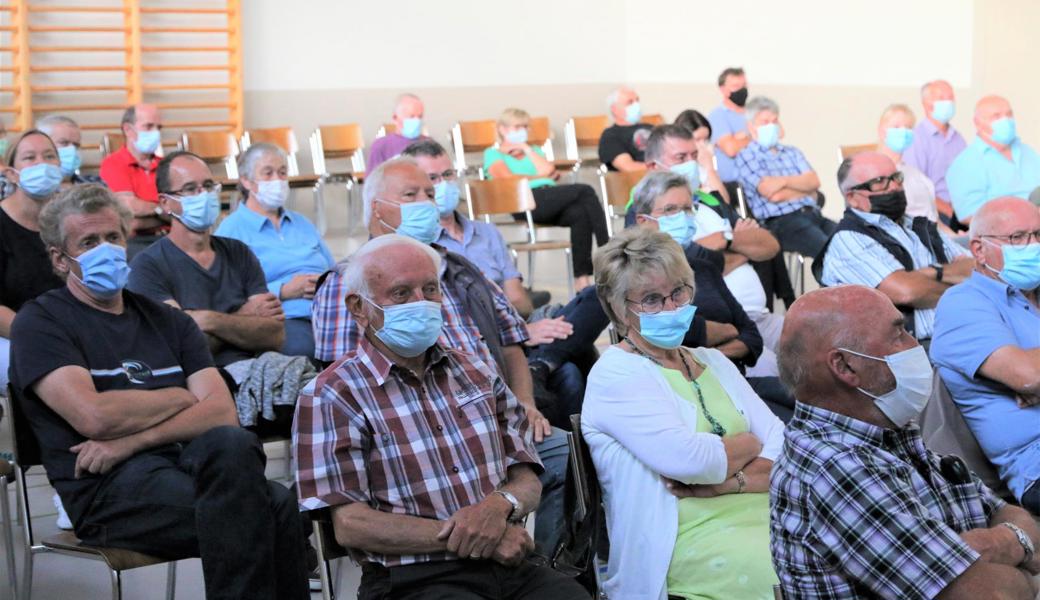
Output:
top-left (736, 142), bottom-right (818, 219)
top-left (294, 336), bottom-right (541, 567)
top-left (770, 402), bottom-right (1005, 599)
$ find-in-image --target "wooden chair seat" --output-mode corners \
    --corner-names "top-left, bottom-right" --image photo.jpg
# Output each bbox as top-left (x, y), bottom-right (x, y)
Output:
top-left (509, 240), bottom-right (571, 253)
top-left (43, 531), bottom-right (171, 572)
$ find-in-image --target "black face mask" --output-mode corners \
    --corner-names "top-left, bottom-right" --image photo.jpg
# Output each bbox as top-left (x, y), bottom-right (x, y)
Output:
top-left (868, 189), bottom-right (908, 221)
top-left (729, 87), bottom-right (749, 107)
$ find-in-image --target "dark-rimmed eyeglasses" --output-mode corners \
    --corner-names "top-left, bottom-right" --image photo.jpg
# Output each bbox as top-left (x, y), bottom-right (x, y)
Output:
top-left (624, 284), bottom-right (694, 314)
top-left (850, 171), bottom-right (904, 193)
top-left (164, 180), bottom-right (221, 196)
top-left (980, 229), bottom-right (1040, 246)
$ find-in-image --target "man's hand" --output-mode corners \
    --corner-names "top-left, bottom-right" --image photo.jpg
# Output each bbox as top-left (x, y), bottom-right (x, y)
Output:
top-left (436, 494), bottom-right (512, 559)
top-left (734, 218), bottom-right (760, 232)
top-left (281, 274), bottom-right (320, 301)
top-left (71, 437), bottom-right (138, 478)
top-left (490, 524), bottom-right (534, 567)
top-left (695, 140), bottom-right (715, 168)
top-left (759, 177), bottom-right (787, 199)
top-left (524, 316), bottom-right (573, 347)
top-left (525, 405), bottom-right (552, 444)
top-left (961, 527), bottom-right (1026, 567)
top-left (235, 293), bottom-right (284, 320)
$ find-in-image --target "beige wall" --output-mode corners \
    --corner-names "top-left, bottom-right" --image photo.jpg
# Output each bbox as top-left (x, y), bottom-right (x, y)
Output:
top-left (241, 0), bottom-right (1040, 220)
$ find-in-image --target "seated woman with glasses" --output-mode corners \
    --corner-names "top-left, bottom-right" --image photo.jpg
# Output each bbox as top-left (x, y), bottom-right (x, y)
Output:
top-left (484, 107), bottom-right (609, 291)
top-left (582, 226), bottom-right (784, 600)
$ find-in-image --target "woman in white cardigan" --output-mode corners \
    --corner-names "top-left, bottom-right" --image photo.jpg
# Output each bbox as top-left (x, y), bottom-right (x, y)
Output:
top-left (582, 228), bottom-right (784, 600)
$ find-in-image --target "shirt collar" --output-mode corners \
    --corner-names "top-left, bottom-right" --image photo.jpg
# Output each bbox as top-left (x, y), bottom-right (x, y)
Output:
top-left (976, 136), bottom-right (1021, 157)
top-left (115, 146), bottom-right (158, 169)
top-left (236, 205), bottom-right (292, 232)
top-left (966, 269), bottom-right (1023, 302)
top-left (354, 332), bottom-right (450, 386)
top-left (751, 141), bottom-right (784, 154)
top-left (792, 401), bottom-right (921, 449)
top-left (850, 206), bottom-right (908, 228)
top-left (918, 117), bottom-right (958, 141)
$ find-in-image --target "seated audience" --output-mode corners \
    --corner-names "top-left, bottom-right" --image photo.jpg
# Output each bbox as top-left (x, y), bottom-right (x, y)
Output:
top-left (484, 107), bottom-right (608, 291)
top-left (708, 67), bottom-right (752, 200)
top-left (816, 151), bottom-right (971, 346)
top-left (295, 234), bottom-right (589, 600)
top-left (771, 284), bottom-right (1040, 599)
top-left (11, 184), bottom-right (309, 599)
top-left (598, 86), bottom-right (652, 171)
top-left (215, 142), bottom-right (334, 358)
top-left (582, 227), bottom-right (783, 599)
top-left (308, 157), bottom-right (569, 555)
top-left (875, 104), bottom-right (941, 223)
top-left (99, 103), bottom-right (168, 256)
top-left (947, 95), bottom-right (1040, 224)
top-left (127, 151), bottom-right (314, 436)
top-left (931, 197), bottom-right (1040, 511)
top-left (736, 96), bottom-right (836, 256)
top-left (674, 108), bottom-right (730, 203)
top-left (367, 93), bottom-right (428, 171)
top-left (903, 79), bottom-right (966, 221)
top-left (36, 115), bottom-right (103, 187)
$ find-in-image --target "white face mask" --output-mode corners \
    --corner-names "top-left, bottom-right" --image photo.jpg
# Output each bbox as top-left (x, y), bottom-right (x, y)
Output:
top-left (255, 179), bottom-right (289, 210)
top-left (839, 345), bottom-right (934, 428)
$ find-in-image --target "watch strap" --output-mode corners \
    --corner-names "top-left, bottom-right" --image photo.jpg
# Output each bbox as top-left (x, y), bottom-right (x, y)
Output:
top-left (734, 470), bottom-right (747, 494)
top-left (493, 490), bottom-right (522, 523)
top-left (1001, 522), bottom-right (1035, 565)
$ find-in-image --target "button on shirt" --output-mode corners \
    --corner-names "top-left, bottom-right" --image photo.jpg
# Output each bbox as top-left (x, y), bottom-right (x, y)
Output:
top-left (434, 213), bottom-right (521, 287)
top-left (707, 105), bottom-right (748, 182)
top-left (820, 208), bottom-right (969, 339)
top-left (294, 337), bottom-right (541, 567)
top-left (903, 118), bottom-right (967, 202)
top-left (931, 271), bottom-right (1040, 500)
top-left (947, 137), bottom-right (1040, 219)
top-left (735, 142), bottom-right (817, 220)
top-left (770, 402), bottom-right (1003, 600)
top-left (215, 206), bottom-right (334, 320)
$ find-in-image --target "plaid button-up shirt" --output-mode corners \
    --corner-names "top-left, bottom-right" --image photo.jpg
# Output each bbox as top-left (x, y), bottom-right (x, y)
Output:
top-left (294, 336), bottom-right (541, 567)
top-left (736, 142), bottom-right (818, 220)
top-left (770, 402), bottom-right (1004, 599)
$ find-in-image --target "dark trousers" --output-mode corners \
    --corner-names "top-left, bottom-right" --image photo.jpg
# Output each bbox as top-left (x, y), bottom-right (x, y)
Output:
top-left (748, 376), bottom-right (795, 423)
top-left (529, 286), bottom-right (607, 371)
top-left (282, 317), bottom-right (316, 358)
top-left (358, 559), bottom-right (590, 600)
top-left (76, 426), bottom-right (310, 600)
top-left (1023, 482), bottom-right (1040, 513)
top-left (763, 207), bottom-right (838, 257)
top-left (530, 184), bottom-right (609, 277)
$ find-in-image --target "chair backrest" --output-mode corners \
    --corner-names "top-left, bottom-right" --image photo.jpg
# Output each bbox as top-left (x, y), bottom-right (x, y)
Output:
top-left (377, 122), bottom-right (397, 137)
top-left (564, 115), bottom-right (609, 160)
top-left (838, 142), bottom-right (875, 162)
top-left (734, 183), bottom-right (750, 219)
top-left (465, 177), bottom-right (536, 219)
top-left (242, 127), bottom-right (300, 175)
top-left (642, 113), bottom-right (665, 126)
top-left (311, 123), bottom-right (366, 176)
top-left (567, 415), bottom-right (592, 522)
top-left (7, 384), bottom-right (42, 469)
top-left (527, 116), bottom-right (556, 162)
top-left (101, 132), bottom-right (125, 157)
top-left (181, 130), bottom-right (239, 178)
top-left (600, 169), bottom-right (647, 210)
top-left (451, 119), bottom-right (497, 173)
top-left (310, 508), bottom-right (351, 562)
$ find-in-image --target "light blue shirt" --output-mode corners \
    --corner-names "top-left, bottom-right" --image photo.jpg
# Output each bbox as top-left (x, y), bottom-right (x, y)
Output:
top-left (215, 205), bottom-right (334, 320)
top-left (434, 213), bottom-right (521, 287)
top-left (707, 104), bottom-right (748, 182)
top-left (946, 137), bottom-right (1040, 219)
top-left (931, 271), bottom-right (1040, 500)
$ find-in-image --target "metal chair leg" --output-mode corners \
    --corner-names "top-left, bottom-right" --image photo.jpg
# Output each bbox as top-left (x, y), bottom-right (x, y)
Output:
top-left (314, 180), bottom-right (327, 236)
top-left (1, 473), bottom-right (17, 600)
top-left (527, 252), bottom-right (535, 290)
top-left (17, 470), bottom-right (32, 600)
top-left (565, 248), bottom-right (575, 299)
top-left (165, 561), bottom-right (177, 600)
top-left (109, 569), bottom-right (121, 600)
top-left (283, 440), bottom-right (292, 481)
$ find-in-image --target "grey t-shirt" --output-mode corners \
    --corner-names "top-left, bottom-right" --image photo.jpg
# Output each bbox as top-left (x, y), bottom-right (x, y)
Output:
top-left (127, 235), bottom-right (268, 366)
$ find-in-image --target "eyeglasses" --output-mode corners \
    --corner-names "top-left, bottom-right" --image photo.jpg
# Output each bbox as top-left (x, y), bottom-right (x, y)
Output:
top-left (655, 204), bottom-right (695, 218)
top-left (165, 180), bottom-right (221, 196)
top-left (625, 284), bottom-right (694, 314)
top-left (980, 229), bottom-right (1040, 246)
top-left (849, 171), bottom-right (904, 193)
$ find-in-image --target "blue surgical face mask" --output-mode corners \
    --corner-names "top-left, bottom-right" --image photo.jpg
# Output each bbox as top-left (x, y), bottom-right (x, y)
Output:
top-left (504, 129), bottom-right (528, 144)
top-left (632, 303), bottom-right (697, 350)
top-left (169, 190), bottom-right (221, 232)
top-left (19, 163), bottom-right (63, 199)
top-left (255, 179), bottom-right (289, 211)
top-left (58, 145), bottom-right (82, 177)
top-left (990, 117), bottom-right (1017, 146)
top-left (756, 123), bottom-right (780, 149)
top-left (134, 129), bottom-right (161, 155)
top-left (648, 210), bottom-right (697, 246)
top-left (400, 117), bottom-right (423, 140)
top-left (363, 297), bottom-right (443, 357)
top-left (69, 242), bottom-right (131, 299)
top-left (884, 127), bottom-right (914, 154)
top-left (668, 160), bottom-right (701, 191)
top-left (931, 100), bottom-right (955, 124)
top-left (624, 102), bottom-right (642, 124)
top-left (434, 181), bottom-right (460, 217)
top-left (380, 199), bottom-right (440, 244)
top-left (984, 240), bottom-right (1040, 290)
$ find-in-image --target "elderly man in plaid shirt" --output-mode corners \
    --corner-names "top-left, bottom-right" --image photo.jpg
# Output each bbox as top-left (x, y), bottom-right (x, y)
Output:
top-left (294, 235), bottom-right (588, 600)
top-left (770, 285), bottom-right (1040, 599)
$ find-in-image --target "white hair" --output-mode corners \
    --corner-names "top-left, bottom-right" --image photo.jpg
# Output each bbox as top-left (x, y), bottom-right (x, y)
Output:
top-left (340, 234), bottom-right (442, 298)
top-left (744, 96), bottom-right (779, 123)
top-left (362, 157), bottom-right (418, 227)
top-left (36, 114), bottom-right (80, 136)
top-left (606, 88), bottom-right (622, 112)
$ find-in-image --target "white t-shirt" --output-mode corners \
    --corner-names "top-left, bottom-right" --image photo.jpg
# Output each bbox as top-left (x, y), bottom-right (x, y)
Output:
top-left (692, 206), bottom-right (768, 316)
top-left (900, 161), bottom-right (939, 223)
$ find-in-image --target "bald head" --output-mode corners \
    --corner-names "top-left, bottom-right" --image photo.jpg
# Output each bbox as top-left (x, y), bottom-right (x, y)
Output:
top-left (921, 80), bottom-right (953, 102)
top-left (974, 95), bottom-right (1014, 141)
top-left (968, 196), bottom-right (1040, 276)
top-left (607, 86), bottom-right (639, 124)
top-left (837, 151), bottom-right (900, 209)
top-left (392, 94), bottom-right (423, 124)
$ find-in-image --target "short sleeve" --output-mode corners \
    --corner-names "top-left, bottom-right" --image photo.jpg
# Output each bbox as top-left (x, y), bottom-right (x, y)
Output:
top-left (483, 147), bottom-right (505, 174)
top-left (99, 154), bottom-right (133, 194)
top-left (170, 305), bottom-right (215, 377)
top-left (931, 287), bottom-right (1021, 380)
top-left (127, 247), bottom-right (175, 303)
top-left (598, 127), bottom-right (628, 168)
top-left (692, 205), bottom-right (731, 239)
top-left (231, 239), bottom-right (270, 297)
top-left (708, 109), bottom-right (734, 139)
top-left (820, 231), bottom-right (903, 289)
top-left (9, 300), bottom-right (86, 394)
top-left (487, 226), bottom-right (522, 283)
top-left (790, 147), bottom-right (814, 174)
top-left (492, 373), bottom-right (542, 470)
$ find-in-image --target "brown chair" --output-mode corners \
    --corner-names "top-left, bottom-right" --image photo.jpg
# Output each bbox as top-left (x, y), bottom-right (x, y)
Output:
top-left (564, 115), bottom-right (609, 167)
top-left (376, 122), bottom-right (397, 137)
top-left (309, 123), bottom-right (367, 234)
top-left (7, 384), bottom-right (177, 600)
top-left (837, 142), bottom-right (875, 163)
top-left (450, 119), bottom-right (497, 175)
top-left (529, 116), bottom-right (577, 173)
top-left (241, 126), bottom-right (300, 175)
top-left (100, 132), bottom-right (125, 157)
top-left (642, 113), bottom-right (665, 126)
top-left (181, 130), bottom-right (239, 178)
top-left (598, 169), bottom-right (647, 236)
top-left (465, 177), bottom-right (575, 298)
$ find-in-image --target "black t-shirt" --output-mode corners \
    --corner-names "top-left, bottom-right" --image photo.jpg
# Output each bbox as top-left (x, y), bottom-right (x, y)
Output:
top-left (9, 287), bottom-right (213, 525)
top-left (127, 236), bottom-right (268, 366)
top-left (598, 124), bottom-right (653, 170)
top-left (0, 207), bottom-right (64, 312)
top-left (686, 258), bottom-right (763, 372)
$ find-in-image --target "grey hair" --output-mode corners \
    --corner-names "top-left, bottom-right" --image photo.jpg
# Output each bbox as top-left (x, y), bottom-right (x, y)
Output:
top-left (236, 142), bottom-right (287, 199)
top-left (644, 124), bottom-right (693, 164)
top-left (39, 184), bottom-right (132, 256)
top-left (920, 80), bottom-right (950, 101)
top-left (362, 157), bottom-right (419, 226)
top-left (744, 96), bottom-right (779, 123)
top-left (339, 233), bottom-right (442, 298)
top-left (880, 103), bottom-right (915, 125)
top-left (36, 114), bottom-right (80, 136)
top-left (120, 105), bottom-right (137, 128)
top-left (606, 88), bottom-right (622, 112)
top-left (592, 227), bottom-right (695, 338)
top-left (836, 156), bottom-right (856, 195)
top-left (631, 171), bottom-right (692, 216)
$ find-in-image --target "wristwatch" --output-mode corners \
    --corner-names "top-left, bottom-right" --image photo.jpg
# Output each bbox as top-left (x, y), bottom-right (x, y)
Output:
top-left (1001, 522), bottom-right (1035, 566)
top-left (931, 263), bottom-right (944, 282)
top-left (734, 470), bottom-right (747, 494)
top-left (493, 490), bottom-right (523, 523)
top-left (723, 230), bottom-right (734, 250)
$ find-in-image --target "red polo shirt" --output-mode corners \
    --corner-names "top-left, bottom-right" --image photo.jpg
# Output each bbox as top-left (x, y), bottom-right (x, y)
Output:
top-left (99, 146), bottom-right (160, 202)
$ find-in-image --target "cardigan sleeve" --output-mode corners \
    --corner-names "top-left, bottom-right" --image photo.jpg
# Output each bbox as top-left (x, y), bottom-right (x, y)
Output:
top-left (699, 348), bottom-right (785, 460)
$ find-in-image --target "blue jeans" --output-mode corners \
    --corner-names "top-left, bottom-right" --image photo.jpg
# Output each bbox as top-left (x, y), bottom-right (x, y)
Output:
top-left (534, 427), bottom-right (570, 556)
top-left (282, 317), bottom-right (316, 358)
top-left (763, 207), bottom-right (838, 257)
